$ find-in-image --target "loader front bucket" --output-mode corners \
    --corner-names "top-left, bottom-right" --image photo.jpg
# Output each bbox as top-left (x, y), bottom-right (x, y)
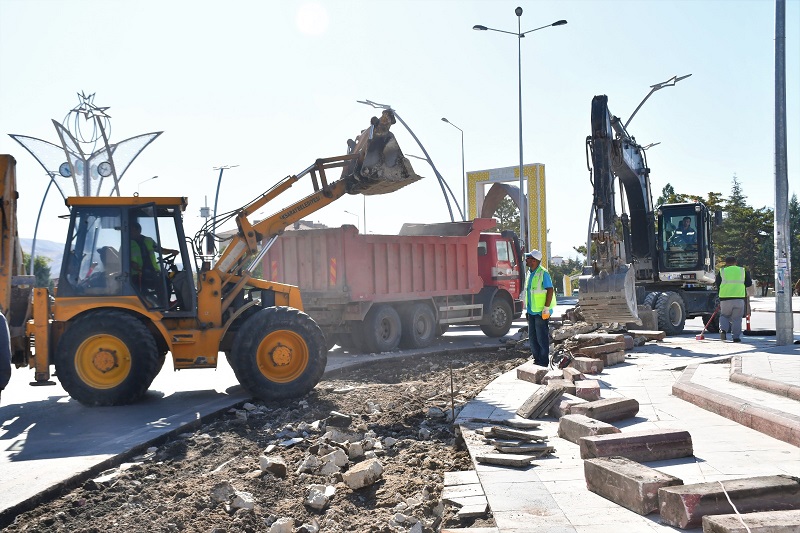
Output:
top-left (577, 264), bottom-right (640, 325)
top-left (343, 110), bottom-right (423, 195)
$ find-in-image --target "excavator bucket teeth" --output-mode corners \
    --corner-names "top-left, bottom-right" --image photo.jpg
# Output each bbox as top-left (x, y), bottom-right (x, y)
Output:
top-left (578, 265), bottom-right (640, 325)
top-left (343, 110), bottom-right (423, 195)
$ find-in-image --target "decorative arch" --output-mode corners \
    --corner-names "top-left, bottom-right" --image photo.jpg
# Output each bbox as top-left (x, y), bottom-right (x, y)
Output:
top-left (466, 164), bottom-right (547, 257)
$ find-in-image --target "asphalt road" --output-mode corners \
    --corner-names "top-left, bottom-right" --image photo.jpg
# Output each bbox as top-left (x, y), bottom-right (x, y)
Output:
top-left (0, 296), bottom-right (795, 520)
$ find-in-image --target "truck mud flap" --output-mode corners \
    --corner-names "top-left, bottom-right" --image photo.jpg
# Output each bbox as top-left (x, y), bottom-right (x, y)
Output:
top-left (578, 265), bottom-right (640, 325)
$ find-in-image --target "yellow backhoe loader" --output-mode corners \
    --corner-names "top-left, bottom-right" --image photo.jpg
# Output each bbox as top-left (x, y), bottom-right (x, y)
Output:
top-left (2, 109), bottom-right (421, 406)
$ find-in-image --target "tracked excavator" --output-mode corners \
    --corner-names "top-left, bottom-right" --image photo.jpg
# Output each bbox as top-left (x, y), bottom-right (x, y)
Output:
top-left (578, 95), bottom-right (719, 334)
top-left (2, 109), bottom-right (422, 405)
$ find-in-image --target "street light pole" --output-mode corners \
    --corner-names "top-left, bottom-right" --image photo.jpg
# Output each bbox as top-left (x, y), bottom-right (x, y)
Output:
top-left (441, 118), bottom-right (466, 221)
top-left (357, 99), bottom-right (462, 222)
top-left (474, 9), bottom-right (567, 249)
top-left (137, 175), bottom-right (158, 194)
top-left (212, 165), bottom-right (239, 239)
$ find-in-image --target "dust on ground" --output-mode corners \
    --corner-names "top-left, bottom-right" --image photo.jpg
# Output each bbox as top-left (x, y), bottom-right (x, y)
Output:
top-left (4, 348), bottom-right (528, 533)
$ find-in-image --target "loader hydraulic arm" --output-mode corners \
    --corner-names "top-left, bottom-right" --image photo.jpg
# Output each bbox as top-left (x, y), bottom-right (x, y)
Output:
top-left (207, 109), bottom-right (422, 309)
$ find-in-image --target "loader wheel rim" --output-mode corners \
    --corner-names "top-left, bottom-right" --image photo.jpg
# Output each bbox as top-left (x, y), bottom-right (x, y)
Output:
top-left (74, 334), bottom-right (132, 389)
top-left (256, 330), bottom-right (309, 383)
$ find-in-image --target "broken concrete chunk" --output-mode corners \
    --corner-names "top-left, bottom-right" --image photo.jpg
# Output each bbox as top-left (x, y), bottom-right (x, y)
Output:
top-left (305, 484), bottom-right (336, 511)
top-left (570, 397), bottom-right (639, 422)
top-left (326, 411), bottom-right (352, 428)
top-left (580, 429), bottom-right (693, 462)
top-left (702, 509), bottom-right (800, 533)
top-left (232, 490), bottom-right (255, 510)
top-left (571, 356), bottom-right (604, 375)
top-left (267, 517), bottom-right (294, 533)
top-left (343, 458), bottom-right (384, 490)
top-left (259, 455), bottom-right (288, 478)
top-left (209, 481), bottom-right (236, 505)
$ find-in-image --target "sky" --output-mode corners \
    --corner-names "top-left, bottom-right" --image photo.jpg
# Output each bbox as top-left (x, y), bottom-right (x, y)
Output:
top-left (0, 0), bottom-right (797, 262)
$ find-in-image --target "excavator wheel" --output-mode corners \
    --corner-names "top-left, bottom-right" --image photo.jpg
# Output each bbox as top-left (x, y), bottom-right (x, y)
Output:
top-left (399, 302), bottom-right (437, 349)
top-left (642, 292), bottom-right (659, 309)
top-left (361, 304), bottom-right (402, 353)
top-left (480, 298), bottom-right (513, 338)
top-left (655, 291), bottom-right (687, 335)
top-left (54, 310), bottom-right (161, 406)
top-left (229, 306), bottom-right (327, 400)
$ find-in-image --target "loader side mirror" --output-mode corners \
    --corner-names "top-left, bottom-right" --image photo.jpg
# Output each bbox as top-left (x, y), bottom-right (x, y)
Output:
top-left (713, 211), bottom-right (723, 226)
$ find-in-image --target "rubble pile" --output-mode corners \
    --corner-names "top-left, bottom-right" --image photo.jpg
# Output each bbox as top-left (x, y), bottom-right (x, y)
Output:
top-left (3, 352), bottom-right (527, 533)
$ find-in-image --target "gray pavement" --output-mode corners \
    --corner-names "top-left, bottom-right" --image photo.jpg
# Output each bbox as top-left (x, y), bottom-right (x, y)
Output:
top-left (455, 324), bottom-right (799, 532)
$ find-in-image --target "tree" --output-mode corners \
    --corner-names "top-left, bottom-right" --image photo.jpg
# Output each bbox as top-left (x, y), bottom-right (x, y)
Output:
top-left (547, 257), bottom-right (585, 294)
top-left (714, 176), bottom-right (774, 292)
top-left (490, 196), bottom-right (520, 234)
top-left (22, 253), bottom-right (54, 289)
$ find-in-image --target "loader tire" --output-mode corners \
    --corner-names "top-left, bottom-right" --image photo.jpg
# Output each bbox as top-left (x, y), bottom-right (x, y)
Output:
top-left (55, 310), bottom-right (160, 406)
top-left (400, 303), bottom-right (436, 349)
top-left (229, 307), bottom-right (326, 400)
top-left (361, 304), bottom-right (402, 353)
top-left (655, 291), bottom-right (686, 335)
top-left (481, 298), bottom-right (513, 337)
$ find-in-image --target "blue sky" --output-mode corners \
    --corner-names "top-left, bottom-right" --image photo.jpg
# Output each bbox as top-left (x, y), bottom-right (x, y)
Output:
top-left (0, 0), bottom-right (797, 260)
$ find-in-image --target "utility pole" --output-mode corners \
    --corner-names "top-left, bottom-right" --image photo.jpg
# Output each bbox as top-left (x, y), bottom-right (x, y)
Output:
top-left (773, 0), bottom-right (793, 345)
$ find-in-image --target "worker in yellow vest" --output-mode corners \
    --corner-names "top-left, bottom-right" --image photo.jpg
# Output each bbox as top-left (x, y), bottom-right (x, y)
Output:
top-left (715, 256), bottom-right (752, 342)
top-left (524, 249), bottom-right (556, 367)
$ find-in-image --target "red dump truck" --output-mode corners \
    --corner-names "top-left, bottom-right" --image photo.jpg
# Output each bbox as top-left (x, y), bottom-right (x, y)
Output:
top-left (262, 218), bottom-right (524, 353)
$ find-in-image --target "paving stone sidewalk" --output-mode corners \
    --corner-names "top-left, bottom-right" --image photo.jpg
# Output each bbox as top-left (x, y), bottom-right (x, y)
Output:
top-left (456, 335), bottom-right (800, 533)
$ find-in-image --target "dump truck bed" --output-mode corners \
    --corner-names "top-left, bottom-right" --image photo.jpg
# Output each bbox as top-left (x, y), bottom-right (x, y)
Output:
top-left (263, 220), bottom-right (495, 315)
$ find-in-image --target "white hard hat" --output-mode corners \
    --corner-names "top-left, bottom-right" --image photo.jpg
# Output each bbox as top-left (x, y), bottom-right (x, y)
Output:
top-left (525, 249), bottom-right (543, 261)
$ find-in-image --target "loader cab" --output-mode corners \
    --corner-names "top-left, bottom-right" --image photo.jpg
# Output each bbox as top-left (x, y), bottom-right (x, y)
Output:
top-left (656, 202), bottom-right (715, 281)
top-left (58, 197), bottom-right (196, 315)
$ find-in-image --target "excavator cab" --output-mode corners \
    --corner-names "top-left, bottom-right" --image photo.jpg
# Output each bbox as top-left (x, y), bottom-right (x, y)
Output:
top-left (58, 197), bottom-right (196, 314)
top-left (656, 202), bottom-right (716, 284)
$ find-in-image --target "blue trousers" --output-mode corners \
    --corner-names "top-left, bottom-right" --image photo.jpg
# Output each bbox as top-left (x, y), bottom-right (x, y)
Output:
top-left (527, 313), bottom-right (550, 367)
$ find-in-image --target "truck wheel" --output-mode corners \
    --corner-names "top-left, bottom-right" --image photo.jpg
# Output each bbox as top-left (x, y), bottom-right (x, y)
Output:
top-left (480, 298), bottom-right (513, 337)
top-left (361, 304), bottom-right (402, 353)
top-left (55, 310), bottom-right (160, 406)
top-left (229, 307), bottom-right (326, 400)
top-left (655, 291), bottom-right (686, 335)
top-left (400, 303), bottom-right (436, 349)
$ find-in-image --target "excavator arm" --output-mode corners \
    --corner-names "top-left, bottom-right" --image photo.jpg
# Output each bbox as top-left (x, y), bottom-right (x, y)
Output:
top-left (207, 110), bottom-right (422, 317)
top-left (579, 95), bottom-right (657, 324)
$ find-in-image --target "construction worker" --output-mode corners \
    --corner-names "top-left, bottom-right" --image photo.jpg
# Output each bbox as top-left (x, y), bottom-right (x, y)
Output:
top-left (715, 256), bottom-right (752, 342)
top-left (524, 249), bottom-right (556, 367)
top-left (0, 311), bottom-right (11, 402)
top-left (670, 216), bottom-right (697, 248)
top-left (130, 222), bottom-right (177, 296)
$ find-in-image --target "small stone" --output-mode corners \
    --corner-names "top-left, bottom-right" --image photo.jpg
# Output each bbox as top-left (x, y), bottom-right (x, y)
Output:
top-left (259, 455), bottom-right (288, 478)
top-left (268, 517), bottom-right (294, 533)
top-left (231, 491), bottom-right (254, 510)
top-left (210, 481), bottom-right (235, 505)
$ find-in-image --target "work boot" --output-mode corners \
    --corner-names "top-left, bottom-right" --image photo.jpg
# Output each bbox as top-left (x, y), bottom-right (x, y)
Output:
top-left (733, 338), bottom-right (741, 343)
top-left (720, 331), bottom-right (727, 341)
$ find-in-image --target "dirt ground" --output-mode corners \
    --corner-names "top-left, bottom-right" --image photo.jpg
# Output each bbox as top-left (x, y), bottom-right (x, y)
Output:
top-left (4, 347), bottom-right (528, 533)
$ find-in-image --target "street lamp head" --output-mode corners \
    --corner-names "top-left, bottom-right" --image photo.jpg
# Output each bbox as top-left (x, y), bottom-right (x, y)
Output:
top-left (515, 6), bottom-right (523, 16)
top-left (552, 20), bottom-right (568, 26)
top-left (472, 25), bottom-right (487, 31)
top-left (441, 117), bottom-right (449, 123)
